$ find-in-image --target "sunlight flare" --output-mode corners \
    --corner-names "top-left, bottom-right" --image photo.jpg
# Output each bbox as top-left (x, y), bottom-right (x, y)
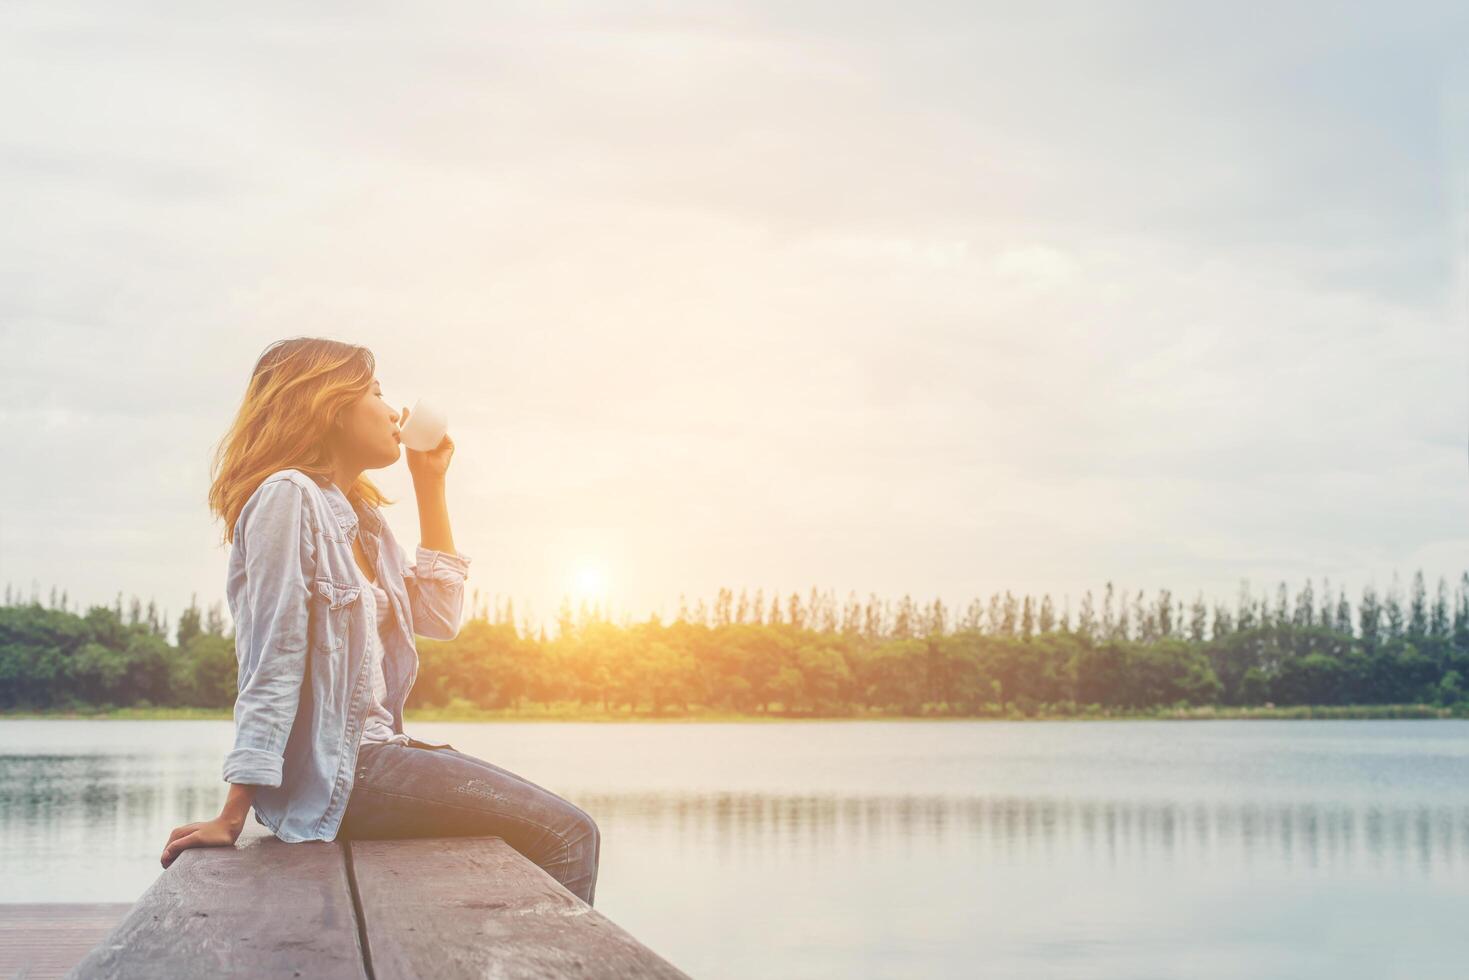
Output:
top-left (570, 560), bottom-right (609, 605)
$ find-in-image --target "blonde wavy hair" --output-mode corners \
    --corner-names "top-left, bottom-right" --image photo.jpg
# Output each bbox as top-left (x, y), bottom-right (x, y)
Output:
top-left (208, 337), bottom-right (396, 545)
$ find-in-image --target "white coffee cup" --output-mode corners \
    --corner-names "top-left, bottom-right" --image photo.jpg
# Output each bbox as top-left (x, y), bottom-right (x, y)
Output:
top-left (399, 397), bottom-right (449, 451)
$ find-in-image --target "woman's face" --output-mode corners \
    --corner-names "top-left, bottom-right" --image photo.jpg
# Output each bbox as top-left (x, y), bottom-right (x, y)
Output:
top-left (330, 376), bottom-right (402, 468)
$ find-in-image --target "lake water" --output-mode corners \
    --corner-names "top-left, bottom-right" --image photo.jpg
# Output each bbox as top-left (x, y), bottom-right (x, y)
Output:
top-left (2, 719), bottom-right (1467, 978)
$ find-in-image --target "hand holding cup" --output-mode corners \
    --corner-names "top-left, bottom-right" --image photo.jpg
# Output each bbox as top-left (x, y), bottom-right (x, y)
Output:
top-left (399, 397), bottom-right (454, 482)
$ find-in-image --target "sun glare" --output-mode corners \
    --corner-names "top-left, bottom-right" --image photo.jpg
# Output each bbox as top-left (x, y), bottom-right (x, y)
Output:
top-left (571, 561), bottom-right (608, 604)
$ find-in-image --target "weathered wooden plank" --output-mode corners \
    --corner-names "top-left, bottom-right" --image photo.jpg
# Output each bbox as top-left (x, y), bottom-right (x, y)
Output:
top-left (349, 837), bottom-right (691, 980)
top-left (66, 823), bottom-right (365, 980)
top-left (0, 903), bottom-right (134, 980)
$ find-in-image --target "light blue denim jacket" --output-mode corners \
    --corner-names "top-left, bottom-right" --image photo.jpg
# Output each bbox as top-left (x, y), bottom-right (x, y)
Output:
top-left (222, 467), bottom-right (472, 843)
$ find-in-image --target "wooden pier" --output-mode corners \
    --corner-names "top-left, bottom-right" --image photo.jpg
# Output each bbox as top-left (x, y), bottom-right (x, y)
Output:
top-left (0, 903), bottom-right (133, 979)
top-left (59, 822), bottom-right (690, 979)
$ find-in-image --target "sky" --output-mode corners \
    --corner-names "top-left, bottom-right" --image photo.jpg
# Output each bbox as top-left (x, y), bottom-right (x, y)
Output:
top-left (3, 1), bottom-right (1469, 636)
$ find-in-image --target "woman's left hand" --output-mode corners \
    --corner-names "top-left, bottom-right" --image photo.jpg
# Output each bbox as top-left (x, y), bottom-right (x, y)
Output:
top-left (400, 405), bottom-right (454, 483)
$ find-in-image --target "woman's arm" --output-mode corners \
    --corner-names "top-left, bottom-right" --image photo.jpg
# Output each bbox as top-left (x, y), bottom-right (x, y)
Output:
top-left (221, 479), bottom-right (316, 787)
top-left (398, 477), bottom-right (472, 640)
top-left (162, 478), bottom-right (315, 866)
top-left (401, 431), bottom-right (472, 640)
top-left (402, 541), bottom-right (472, 640)
top-left (161, 784), bottom-right (257, 868)
top-left (413, 472), bottom-right (456, 555)
top-left (219, 782), bottom-right (259, 830)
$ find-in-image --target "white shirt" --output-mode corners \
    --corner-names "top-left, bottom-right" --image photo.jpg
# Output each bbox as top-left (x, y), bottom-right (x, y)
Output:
top-left (354, 562), bottom-right (411, 748)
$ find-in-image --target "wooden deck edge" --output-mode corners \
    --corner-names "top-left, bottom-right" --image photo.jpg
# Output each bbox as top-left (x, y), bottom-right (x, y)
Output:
top-left (64, 823), bottom-right (690, 980)
top-left (349, 836), bottom-right (692, 979)
top-left (65, 824), bottom-right (364, 980)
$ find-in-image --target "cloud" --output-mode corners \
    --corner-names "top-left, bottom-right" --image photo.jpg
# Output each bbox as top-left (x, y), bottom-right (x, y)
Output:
top-left (2, 1), bottom-right (1464, 626)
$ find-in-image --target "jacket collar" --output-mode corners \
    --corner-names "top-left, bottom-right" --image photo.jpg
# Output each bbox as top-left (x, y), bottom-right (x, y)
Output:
top-left (314, 475), bottom-right (383, 543)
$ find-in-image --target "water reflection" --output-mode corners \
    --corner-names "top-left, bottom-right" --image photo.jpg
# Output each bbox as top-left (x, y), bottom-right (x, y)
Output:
top-left (0, 754), bottom-right (225, 831)
top-left (7, 723), bottom-right (1469, 979)
top-left (570, 791), bottom-right (1469, 877)
top-left (6, 746), bottom-right (1464, 890)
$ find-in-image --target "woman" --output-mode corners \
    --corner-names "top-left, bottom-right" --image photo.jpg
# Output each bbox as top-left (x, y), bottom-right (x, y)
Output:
top-left (159, 337), bottom-right (600, 907)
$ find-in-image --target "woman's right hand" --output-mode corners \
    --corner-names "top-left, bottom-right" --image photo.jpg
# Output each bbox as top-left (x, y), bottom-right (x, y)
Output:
top-left (160, 814), bottom-right (244, 869)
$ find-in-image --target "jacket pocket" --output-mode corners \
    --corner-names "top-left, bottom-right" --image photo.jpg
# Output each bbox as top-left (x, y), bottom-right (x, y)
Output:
top-left (315, 578), bottom-right (362, 608)
top-left (311, 578), bottom-right (362, 654)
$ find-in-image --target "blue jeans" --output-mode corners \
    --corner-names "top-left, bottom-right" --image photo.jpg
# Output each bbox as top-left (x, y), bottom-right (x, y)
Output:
top-left (337, 736), bottom-right (600, 906)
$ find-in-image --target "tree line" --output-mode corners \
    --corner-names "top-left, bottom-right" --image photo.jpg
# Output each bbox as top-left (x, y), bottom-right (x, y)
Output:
top-left (3, 572), bottom-right (1468, 715)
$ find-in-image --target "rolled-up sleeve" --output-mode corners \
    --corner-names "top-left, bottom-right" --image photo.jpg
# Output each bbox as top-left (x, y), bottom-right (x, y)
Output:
top-left (404, 543), bottom-right (472, 641)
top-left (222, 480), bottom-right (316, 787)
